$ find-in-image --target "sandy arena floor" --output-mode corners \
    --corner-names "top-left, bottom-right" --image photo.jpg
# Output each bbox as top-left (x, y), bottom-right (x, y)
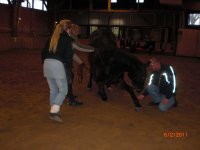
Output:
top-left (0, 50), bottom-right (199, 150)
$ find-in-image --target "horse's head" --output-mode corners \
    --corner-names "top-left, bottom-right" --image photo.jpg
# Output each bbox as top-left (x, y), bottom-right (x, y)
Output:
top-left (89, 28), bottom-right (117, 50)
top-left (128, 64), bottom-right (147, 93)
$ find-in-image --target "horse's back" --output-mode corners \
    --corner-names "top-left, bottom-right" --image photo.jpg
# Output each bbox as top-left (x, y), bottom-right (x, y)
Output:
top-left (113, 48), bottom-right (143, 68)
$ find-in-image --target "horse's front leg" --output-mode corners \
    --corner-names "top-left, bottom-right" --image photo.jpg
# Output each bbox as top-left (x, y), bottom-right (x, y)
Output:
top-left (97, 82), bottom-right (107, 101)
top-left (87, 53), bottom-right (94, 89)
top-left (120, 80), bottom-right (141, 112)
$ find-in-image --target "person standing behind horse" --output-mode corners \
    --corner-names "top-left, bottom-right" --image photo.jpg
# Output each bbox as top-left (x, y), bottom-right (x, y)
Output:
top-left (65, 24), bottom-right (94, 106)
top-left (41, 19), bottom-right (73, 123)
top-left (71, 24), bottom-right (95, 83)
top-left (137, 57), bottom-right (177, 112)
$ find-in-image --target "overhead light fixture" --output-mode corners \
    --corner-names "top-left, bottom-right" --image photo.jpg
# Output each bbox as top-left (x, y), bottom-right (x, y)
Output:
top-left (136, 0), bottom-right (144, 3)
top-left (111, 0), bottom-right (117, 3)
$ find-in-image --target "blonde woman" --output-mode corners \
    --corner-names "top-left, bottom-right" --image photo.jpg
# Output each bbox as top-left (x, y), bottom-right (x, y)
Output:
top-left (65, 24), bottom-right (95, 106)
top-left (41, 19), bottom-right (73, 123)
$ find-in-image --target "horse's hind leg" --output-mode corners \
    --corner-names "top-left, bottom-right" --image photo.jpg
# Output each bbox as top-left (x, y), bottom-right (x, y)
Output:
top-left (97, 82), bottom-right (107, 101)
top-left (121, 80), bottom-right (141, 111)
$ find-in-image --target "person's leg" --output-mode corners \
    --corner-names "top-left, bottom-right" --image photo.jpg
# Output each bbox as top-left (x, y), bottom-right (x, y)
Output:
top-left (67, 83), bottom-right (75, 100)
top-left (146, 84), bottom-right (162, 104)
top-left (46, 77), bottom-right (68, 123)
top-left (67, 70), bottom-right (75, 100)
top-left (46, 77), bottom-right (58, 106)
top-left (158, 96), bottom-right (175, 112)
top-left (66, 69), bottom-right (83, 106)
top-left (67, 83), bottom-right (83, 106)
top-left (54, 78), bottom-right (68, 106)
top-left (66, 68), bottom-right (73, 99)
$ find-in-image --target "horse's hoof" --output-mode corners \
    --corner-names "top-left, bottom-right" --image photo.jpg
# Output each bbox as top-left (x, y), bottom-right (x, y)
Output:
top-left (101, 97), bottom-right (107, 101)
top-left (87, 83), bottom-right (92, 89)
top-left (87, 85), bottom-right (92, 90)
top-left (173, 101), bottom-right (178, 107)
top-left (98, 92), bottom-right (107, 101)
top-left (135, 107), bottom-right (141, 112)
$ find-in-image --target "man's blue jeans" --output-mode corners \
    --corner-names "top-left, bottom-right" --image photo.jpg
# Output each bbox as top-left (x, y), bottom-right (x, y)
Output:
top-left (46, 77), bottom-right (68, 106)
top-left (146, 84), bottom-right (175, 112)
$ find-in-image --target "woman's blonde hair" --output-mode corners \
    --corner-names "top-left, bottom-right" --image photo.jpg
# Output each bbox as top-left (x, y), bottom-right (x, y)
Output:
top-left (49, 19), bottom-right (72, 53)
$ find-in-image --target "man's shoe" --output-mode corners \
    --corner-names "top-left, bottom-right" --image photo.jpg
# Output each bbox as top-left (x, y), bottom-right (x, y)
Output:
top-left (49, 113), bottom-right (64, 123)
top-left (66, 95), bottom-right (78, 99)
top-left (173, 100), bottom-right (178, 107)
top-left (148, 101), bottom-right (159, 106)
top-left (68, 100), bottom-right (83, 106)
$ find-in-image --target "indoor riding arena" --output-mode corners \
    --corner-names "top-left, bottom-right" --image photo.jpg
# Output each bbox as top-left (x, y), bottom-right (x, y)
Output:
top-left (0, 1), bottom-right (200, 150)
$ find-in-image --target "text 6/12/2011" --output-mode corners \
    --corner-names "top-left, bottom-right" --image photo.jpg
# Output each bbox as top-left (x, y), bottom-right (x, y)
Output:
top-left (163, 131), bottom-right (188, 138)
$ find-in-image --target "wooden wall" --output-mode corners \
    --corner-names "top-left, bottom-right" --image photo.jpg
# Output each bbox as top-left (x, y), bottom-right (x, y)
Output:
top-left (176, 29), bottom-right (200, 57)
top-left (0, 4), bottom-right (49, 52)
top-left (0, 3), bottom-right (199, 57)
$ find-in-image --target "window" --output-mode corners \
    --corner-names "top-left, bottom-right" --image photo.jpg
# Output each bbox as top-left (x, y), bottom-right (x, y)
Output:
top-left (136, 0), bottom-right (144, 3)
top-left (21, 0), bottom-right (32, 8)
top-left (111, 0), bottom-right (117, 3)
top-left (34, 0), bottom-right (42, 10)
top-left (33, 0), bottom-right (47, 11)
top-left (186, 12), bottom-right (200, 28)
top-left (43, 1), bottom-right (47, 11)
top-left (90, 26), bottom-right (98, 34)
top-left (112, 27), bottom-right (119, 37)
top-left (0, 0), bottom-right (8, 4)
top-left (188, 14), bottom-right (200, 26)
top-left (21, 0), bottom-right (47, 11)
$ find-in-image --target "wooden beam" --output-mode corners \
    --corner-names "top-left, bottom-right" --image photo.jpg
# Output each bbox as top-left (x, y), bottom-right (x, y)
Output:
top-left (108, 0), bottom-right (111, 12)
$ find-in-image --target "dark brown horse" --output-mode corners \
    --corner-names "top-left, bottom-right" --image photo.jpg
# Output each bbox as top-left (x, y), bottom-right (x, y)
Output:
top-left (88, 28), bottom-right (147, 111)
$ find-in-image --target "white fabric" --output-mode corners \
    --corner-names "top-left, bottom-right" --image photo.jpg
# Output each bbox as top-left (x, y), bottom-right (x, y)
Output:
top-left (43, 59), bottom-right (66, 79)
top-left (50, 104), bottom-right (60, 113)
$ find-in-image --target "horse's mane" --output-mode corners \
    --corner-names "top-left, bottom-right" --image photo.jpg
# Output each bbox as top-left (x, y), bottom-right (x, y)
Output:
top-left (90, 28), bottom-right (117, 51)
top-left (113, 49), bottom-right (144, 69)
top-left (89, 28), bottom-right (145, 75)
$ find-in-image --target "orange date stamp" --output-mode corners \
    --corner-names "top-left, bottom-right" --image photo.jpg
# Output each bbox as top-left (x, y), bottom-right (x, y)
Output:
top-left (163, 131), bottom-right (188, 138)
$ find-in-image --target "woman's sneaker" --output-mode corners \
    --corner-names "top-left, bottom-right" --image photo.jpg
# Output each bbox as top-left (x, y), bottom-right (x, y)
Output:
top-left (49, 113), bottom-right (63, 123)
